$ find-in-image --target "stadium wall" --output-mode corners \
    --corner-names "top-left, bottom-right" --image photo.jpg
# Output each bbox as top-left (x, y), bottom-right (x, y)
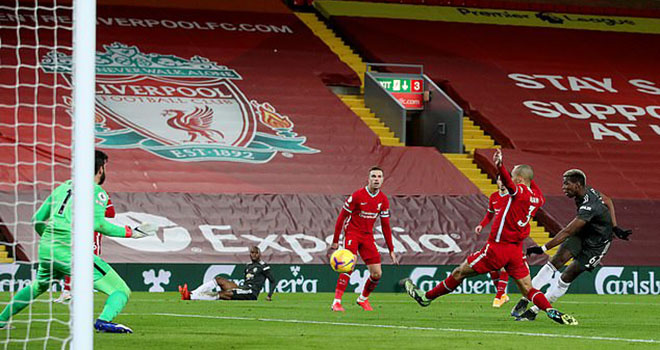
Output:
top-left (3, 192), bottom-right (527, 266)
top-left (1, 263), bottom-right (658, 295)
top-left (316, 0), bottom-right (660, 19)
top-left (319, 1), bottom-right (660, 267)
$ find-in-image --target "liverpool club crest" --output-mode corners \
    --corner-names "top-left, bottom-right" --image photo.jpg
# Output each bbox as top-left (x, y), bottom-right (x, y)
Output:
top-left (41, 42), bottom-right (318, 163)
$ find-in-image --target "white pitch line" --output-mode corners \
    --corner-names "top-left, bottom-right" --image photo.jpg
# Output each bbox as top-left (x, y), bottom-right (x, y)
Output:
top-left (376, 300), bottom-right (660, 306)
top-left (151, 312), bottom-right (659, 344)
top-left (125, 299), bottom-right (660, 306)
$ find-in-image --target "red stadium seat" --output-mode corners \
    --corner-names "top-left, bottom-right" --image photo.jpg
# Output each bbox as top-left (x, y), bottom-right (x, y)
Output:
top-left (331, 12), bottom-right (660, 265)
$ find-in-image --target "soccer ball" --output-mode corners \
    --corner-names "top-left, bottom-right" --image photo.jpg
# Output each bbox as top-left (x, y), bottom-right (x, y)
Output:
top-left (330, 249), bottom-right (356, 273)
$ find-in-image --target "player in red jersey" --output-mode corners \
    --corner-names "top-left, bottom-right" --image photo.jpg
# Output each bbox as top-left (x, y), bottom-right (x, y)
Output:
top-left (405, 149), bottom-right (577, 325)
top-left (475, 176), bottom-right (511, 308)
top-left (330, 166), bottom-right (398, 311)
top-left (54, 193), bottom-right (116, 303)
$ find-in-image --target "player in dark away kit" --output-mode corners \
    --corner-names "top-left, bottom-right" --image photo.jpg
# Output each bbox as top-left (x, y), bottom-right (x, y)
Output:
top-left (179, 246), bottom-right (277, 301)
top-left (512, 169), bottom-right (631, 321)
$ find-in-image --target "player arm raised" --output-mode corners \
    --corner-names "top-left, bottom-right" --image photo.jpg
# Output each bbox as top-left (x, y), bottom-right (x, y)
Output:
top-left (493, 149), bottom-right (518, 196)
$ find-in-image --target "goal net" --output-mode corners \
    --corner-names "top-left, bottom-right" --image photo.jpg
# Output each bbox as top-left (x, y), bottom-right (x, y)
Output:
top-left (0, 0), bottom-right (93, 347)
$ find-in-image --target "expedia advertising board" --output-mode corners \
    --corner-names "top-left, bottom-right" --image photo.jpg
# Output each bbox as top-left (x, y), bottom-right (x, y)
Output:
top-left (1, 264), bottom-right (658, 295)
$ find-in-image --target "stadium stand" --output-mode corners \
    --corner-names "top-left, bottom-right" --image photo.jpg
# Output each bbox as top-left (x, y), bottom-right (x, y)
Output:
top-left (2, 2), bottom-right (660, 348)
top-left (318, 0), bottom-right (660, 19)
top-left (325, 2), bottom-right (660, 264)
top-left (1, 0), bottom-right (511, 267)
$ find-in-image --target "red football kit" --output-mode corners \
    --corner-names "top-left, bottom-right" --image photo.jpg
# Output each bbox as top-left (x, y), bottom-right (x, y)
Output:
top-left (333, 186), bottom-right (393, 265)
top-left (426, 162), bottom-right (553, 312)
top-left (332, 185), bottom-right (394, 308)
top-left (94, 197), bottom-right (115, 256)
top-left (478, 191), bottom-right (509, 227)
top-left (479, 190), bottom-right (511, 297)
top-left (467, 166), bottom-right (545, 279)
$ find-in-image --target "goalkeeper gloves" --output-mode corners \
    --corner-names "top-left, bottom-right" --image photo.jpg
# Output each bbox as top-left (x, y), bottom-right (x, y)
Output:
top-left (613, 226), bottom-right (632, 240)
top-left (526, 245), bottom-right (546, 256)
top-left (128, 222), bottom-right (158, 239)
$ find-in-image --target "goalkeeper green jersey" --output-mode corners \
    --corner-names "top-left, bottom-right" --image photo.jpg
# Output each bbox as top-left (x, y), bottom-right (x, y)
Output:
top-left (33, 180), bottom-right (127, 262)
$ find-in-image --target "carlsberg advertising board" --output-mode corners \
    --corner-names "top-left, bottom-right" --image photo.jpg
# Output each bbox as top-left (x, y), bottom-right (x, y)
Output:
top-left (1, 264), bottom-right (659, 294)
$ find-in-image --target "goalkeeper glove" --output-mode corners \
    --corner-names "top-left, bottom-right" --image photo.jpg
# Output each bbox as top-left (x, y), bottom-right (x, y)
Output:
top-left (129, 222), bottom-right (158, 239)
top-left (526, 245), bottom-right (546, 256)
top-left (613, 226), bottom-right (632, 241)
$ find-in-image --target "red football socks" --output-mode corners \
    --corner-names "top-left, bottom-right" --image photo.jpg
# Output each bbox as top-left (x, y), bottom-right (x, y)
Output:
top-left (489, 271), bottom-right (499, 283)
top-left (496, 271), bottom-right (509, 298)
top-left (361, 276), bottom-right (380, 299)
top-left (527, 288), bottom-right (552, 311)
top-left (334, 273), bottom-right (350, 300)
top-left (426, 274), bottom-right (460, 300)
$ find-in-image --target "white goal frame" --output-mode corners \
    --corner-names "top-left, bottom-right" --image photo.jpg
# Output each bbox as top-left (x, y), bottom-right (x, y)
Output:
top-left (71, 0), bottom-right (96, 348)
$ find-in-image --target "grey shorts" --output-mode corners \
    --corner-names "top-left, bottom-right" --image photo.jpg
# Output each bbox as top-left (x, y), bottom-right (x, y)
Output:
top-left (562, 235), bottom-right (612, 272)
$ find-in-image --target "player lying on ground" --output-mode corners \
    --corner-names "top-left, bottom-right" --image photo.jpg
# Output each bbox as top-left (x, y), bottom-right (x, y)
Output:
top-left (475, 175), bottom-right (511, 308)
top-left (179, 246), bottom-right (277, 301)
top-left (404, 149), bottom-right (577, 325)
top-left (511, 168), bottom-right (632, 321)
top-left (0, 150), bottom-right (157, 333)
top-left (330, 166), bottom-right (398, 312)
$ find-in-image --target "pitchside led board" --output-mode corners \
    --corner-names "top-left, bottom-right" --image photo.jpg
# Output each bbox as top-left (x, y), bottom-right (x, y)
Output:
top-left (376, 77), bottom-right (424, 109)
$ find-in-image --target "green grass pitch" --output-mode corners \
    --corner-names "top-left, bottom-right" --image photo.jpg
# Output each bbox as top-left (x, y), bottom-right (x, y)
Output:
top-left (0, 292), bottom-right (658, 349)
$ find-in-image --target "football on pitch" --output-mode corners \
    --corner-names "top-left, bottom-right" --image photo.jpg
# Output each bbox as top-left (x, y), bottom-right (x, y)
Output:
top-left (330, 249), bottom-right (356, 273)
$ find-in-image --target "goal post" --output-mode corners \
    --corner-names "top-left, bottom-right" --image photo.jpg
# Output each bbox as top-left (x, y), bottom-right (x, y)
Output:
top-left (0, 0), bottom-right (96, 347)
top-left (71, 0), bottom-right (96, 348)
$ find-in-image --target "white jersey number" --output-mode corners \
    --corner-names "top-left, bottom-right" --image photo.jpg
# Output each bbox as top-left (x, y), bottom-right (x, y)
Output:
top-left (517, 205), bottom-right (536, 227)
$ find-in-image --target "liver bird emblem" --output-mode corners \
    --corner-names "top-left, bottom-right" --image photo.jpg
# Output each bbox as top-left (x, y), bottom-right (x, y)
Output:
top-left (161, 106), bottom-right (224, 143)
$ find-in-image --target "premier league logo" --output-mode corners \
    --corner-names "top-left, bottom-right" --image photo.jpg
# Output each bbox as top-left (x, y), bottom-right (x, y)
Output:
top-left (41, 42), bottom-right (318, 163)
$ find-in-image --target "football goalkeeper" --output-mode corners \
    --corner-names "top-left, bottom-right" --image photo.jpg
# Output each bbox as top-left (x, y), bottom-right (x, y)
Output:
top-left (0, 150), bottom-right (157, 333)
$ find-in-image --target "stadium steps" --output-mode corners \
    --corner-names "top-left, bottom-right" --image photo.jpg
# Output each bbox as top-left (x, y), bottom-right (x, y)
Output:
top-left (462, 117), bottom-right (497, 154)
top-left (443, 153), bottom-right (498, 195)
top-left (530, 222), bottom-right (559, 256)
top-left (294, 12), bottom-right (366, 86)
top-left (0, 245), bottom-right (12, 263)
top-left (446, 118), bottom-right (555, 255)
top-left (295, 12), bottom-right (403, 146)
top-left (338, 94), bottom-right (405, 146)
top-left (298, 11), bottom-right (553, 253)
